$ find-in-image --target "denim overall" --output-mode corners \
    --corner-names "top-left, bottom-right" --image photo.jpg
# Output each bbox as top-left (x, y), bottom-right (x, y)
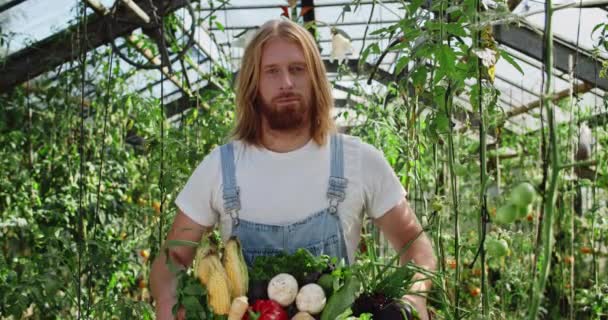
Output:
top-left (219, 134), bottom-right (350, 267)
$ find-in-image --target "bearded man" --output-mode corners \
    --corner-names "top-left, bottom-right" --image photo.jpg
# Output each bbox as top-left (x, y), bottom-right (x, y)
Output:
top-left (150, 18), bottom-right (436, 320)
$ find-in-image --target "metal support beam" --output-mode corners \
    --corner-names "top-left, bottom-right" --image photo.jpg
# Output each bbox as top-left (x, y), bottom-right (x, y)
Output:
top-left (506, 82), bottom-right (593, 118)
top-left (0, 0), bottom-right (197, 93)
top-left (121, 0), bottom-right (152, 23)
top-left (84, 0), bottom-right (110, 15)
top-left (163, 81), bottom-right (219, 117)
top-left (196, 0), bottom-right (400, 11)
top-left (494, 23), bottom-right (608, 91)
top-left (495, 74), bottom-right (538, 97)
top-left (217, 35), bottom-right (385, 48)
top-left (207, 19), bottom-right (401, 31)
top-left (125, 34), bottom-right (192, 96)
top-left (0, 0), bottom-right (26, 14)
top-left (497, 46), bottom-right (604, 102)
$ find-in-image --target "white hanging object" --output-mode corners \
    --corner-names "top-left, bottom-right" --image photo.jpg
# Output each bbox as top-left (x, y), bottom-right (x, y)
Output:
top-left (472, 48), bottom-right (497, 68)
top-left (330, 31), bottom-right (352, 65)
top-left (576, 123), bottom-right (593, 160)
top-left (580, 123), bottom-right (593, 146)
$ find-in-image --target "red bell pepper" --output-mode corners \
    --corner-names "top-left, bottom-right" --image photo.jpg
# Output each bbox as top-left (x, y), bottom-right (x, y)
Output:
top-left (244, 299), bottom-right (288, 320)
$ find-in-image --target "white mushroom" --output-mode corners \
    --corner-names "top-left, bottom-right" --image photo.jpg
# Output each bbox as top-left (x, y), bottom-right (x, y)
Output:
top-left (267, 273), bottom-right (299, 307)
top-left (295, 283), bottom-right (326, 315)
top-left (291, 311), bottom-right (315, 320)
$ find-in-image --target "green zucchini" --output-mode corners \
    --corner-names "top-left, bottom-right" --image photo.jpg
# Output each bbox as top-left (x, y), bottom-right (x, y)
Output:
top-left (320, 273), bottom-right (361, 320)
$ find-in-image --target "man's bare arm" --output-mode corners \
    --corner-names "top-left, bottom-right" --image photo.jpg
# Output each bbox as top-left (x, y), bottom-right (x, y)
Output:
top-left (374, 198), bottom-right (436, 319)
top-left (150, 210), bottom-right (213, 320)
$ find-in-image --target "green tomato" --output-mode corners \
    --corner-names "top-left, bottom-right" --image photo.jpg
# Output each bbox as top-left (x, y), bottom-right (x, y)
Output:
top-left (510, 182), bottom-right (536, 207)
top-left (486, 238), bottom-right (509, 258)
top-left (495, 203), bottom-right (517, 225)
top-left (514, 204), bottom-right (529, 219)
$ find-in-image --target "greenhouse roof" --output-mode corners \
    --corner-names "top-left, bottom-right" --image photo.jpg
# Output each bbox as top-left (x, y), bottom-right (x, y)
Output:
top-left (0, 0), bottom-right (606, 134)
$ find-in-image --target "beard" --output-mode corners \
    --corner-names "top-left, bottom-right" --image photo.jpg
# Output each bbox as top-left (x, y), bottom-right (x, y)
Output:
top-left (257, 93), bottom-right (310, 131)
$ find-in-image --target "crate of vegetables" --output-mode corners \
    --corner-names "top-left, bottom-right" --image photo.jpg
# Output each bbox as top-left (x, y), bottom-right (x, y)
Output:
top-left (175, 235), bottom-right (421, 320)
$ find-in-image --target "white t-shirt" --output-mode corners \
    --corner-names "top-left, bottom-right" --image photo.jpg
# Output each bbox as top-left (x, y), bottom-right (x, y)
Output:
top-left (175, 134), bottom-right (406, 262)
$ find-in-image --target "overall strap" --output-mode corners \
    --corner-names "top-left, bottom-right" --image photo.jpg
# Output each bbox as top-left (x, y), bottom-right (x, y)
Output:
top-left (327, 134), bottom-right (348, 214)
top-left (220, 143), bottom-right (240, 225)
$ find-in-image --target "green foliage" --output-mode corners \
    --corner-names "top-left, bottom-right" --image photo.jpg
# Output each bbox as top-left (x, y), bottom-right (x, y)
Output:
top-left (337, 0), bottom-right (607, 318)
top-left (174, 270), bottom-right (216, 320)
top-left (0, 44), bottom-right (233, 318)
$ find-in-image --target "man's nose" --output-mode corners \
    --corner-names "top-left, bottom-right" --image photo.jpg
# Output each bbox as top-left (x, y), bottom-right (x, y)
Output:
top-left (280, 71), bottom-right (294, 90)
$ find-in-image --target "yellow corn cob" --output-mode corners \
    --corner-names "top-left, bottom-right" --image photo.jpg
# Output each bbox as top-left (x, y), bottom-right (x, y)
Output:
top-left (222, 237), bottom-right (249, 297)
top-left (193, 234), bottom-right (216, 274)
top-left (194, 242), bottom-right (233, 316)
top-left (196, 250), bottom-right (224, 286)
top-left (207, 267), bottom-right (232, 315)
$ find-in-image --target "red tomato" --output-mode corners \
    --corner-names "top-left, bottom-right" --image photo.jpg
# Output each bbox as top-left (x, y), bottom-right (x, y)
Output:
top-left (470, 287), bottom-right (481, 297)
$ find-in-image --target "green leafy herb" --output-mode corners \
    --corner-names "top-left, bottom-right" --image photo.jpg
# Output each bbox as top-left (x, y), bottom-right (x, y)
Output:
top-left (249, 248), bottom-right (330, 282)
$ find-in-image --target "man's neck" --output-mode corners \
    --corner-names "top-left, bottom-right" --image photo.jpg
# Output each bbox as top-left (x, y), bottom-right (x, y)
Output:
top-left (260, 123), bottom-right (312, 153)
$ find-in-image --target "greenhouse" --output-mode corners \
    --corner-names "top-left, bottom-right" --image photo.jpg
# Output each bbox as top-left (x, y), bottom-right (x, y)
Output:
top-left (0, 0), bottom-right (606, 319)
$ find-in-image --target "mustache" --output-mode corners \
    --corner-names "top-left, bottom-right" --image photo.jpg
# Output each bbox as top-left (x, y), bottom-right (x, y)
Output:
top-left (273, 92), bottom-right (301, 101)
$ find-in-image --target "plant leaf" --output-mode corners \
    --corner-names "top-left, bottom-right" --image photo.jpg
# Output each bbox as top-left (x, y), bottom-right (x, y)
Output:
top-left (499, 49), bottom-right (523, 75)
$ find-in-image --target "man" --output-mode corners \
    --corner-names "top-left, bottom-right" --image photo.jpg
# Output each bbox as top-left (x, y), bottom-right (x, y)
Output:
top-left (150, 18), bottom-right (436, 320)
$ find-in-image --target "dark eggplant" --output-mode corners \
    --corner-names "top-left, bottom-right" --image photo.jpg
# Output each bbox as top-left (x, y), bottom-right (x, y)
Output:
top-left (285, 303), bottom-right (299, 318)
top-left (375, 299), bottom-right (415, 320)
top-left (247, 279), bottom-right (269, 304)
top-left (352, 294), bottom-right (377, 316)
top-left (301, 271), bottom-right (323, 285)
top-left (352, 293), bottom-right (390, 317)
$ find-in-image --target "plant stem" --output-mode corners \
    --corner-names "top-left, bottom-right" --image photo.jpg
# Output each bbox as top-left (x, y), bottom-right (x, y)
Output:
top-left (567, 55), bottom-right (575, 320)
top-left (437, 0), bottom-right (461, 317)
top-left (559, 159), bottom-right (597, 169)
top-left (478, 73), bottom-right (490, 320)
top-left (474, 0), bottom-right (489, 315)
top-left (591, 193), bottom-right (598, 293)
top-left (443, 86), bottom-right (461, 320)
top-left (527, 0), bottom-right (560, 317)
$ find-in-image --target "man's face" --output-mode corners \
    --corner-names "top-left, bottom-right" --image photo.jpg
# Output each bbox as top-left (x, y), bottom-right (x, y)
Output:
top-left (257, 37), bottom-right (313, 131)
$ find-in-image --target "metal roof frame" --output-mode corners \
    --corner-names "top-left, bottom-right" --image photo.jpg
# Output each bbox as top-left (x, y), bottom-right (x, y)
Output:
top-left (0, 0), bottom-right (606, 132)
top-left (494, 22), bottom-right (608, 91)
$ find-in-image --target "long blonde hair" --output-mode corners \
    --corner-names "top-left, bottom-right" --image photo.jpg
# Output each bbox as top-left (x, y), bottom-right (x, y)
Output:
top-left (231, 19), bottom-right (335, 146)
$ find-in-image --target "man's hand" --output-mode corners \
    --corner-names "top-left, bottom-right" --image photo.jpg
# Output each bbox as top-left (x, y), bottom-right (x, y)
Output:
top-left (402, 273), bottom-right (432, 320)
top-left (155, 299), bottom-right (185, 320)
top-left (150, 211), bottom-right (211, 320)
top-left (375, 199), bottom-right (436, 320)
top-left (403, 294), bottom-right (429, 320)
